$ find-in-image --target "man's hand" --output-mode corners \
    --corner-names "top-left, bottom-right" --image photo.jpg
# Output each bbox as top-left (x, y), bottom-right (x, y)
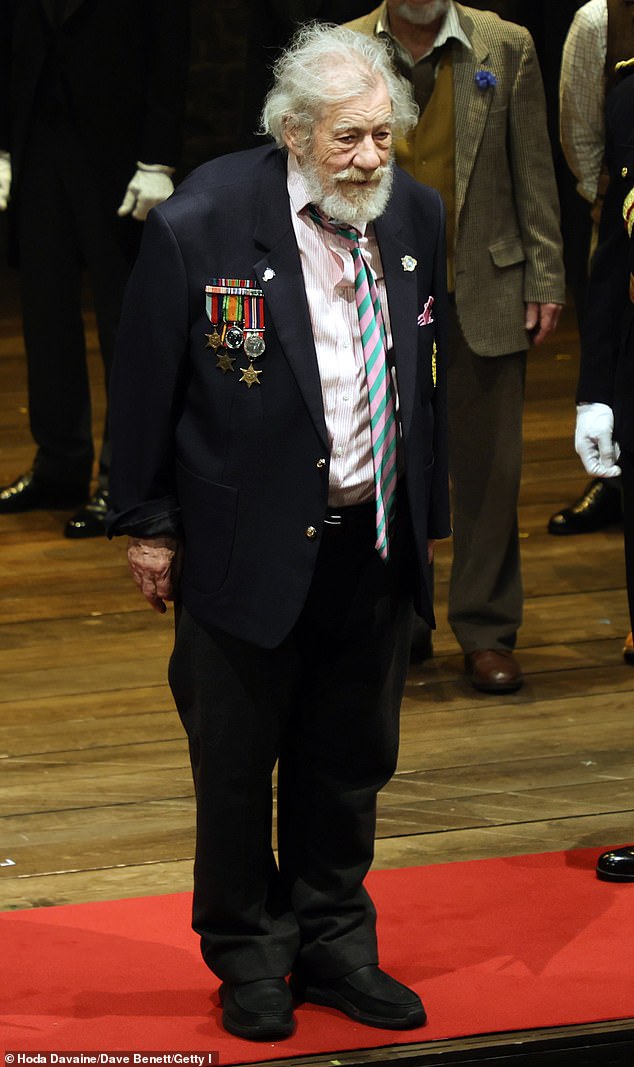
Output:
top-left (575, 402), bottom-right (621, 477)
top-left (127, 536), bottom-right (182, 613)
top-left (117, 162), bottom-right (175, 221)
top-left (0, 153), bottom-right (11, 211)
top-left (524, 302), bottom-right (562, 345)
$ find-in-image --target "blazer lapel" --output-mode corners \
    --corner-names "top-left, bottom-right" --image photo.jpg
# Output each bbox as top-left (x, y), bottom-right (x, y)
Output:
top-left (453, 7), bottom-right (493, 225)
top-left (374, 203), bottom-right (419, 441)
top-left (252, 154), bottom-right (329, 451)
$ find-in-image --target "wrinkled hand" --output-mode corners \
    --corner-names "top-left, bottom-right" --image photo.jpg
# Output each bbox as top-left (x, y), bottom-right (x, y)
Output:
top-left (127, 536), bottom-right (182, 613)
top-left (525, 302), bottom-right (562, 345)
top-left (575, 402), bottom-right (621, 477)
top-left (0, 153), bottom-right (11, 211)
top-left (117, 162), bottom-right (175, 221)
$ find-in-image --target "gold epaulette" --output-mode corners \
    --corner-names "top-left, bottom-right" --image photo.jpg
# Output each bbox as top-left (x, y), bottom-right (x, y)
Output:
top-left (615, 57), bottom-right (634, 73)
top-left (623, 185), bottom-right (634, 238)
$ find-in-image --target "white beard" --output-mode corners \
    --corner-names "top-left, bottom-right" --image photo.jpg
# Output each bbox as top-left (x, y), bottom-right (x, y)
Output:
top-left (395, 0), bottom-right (450, 26)
top-left (301, 158), bottom-right (394, 225)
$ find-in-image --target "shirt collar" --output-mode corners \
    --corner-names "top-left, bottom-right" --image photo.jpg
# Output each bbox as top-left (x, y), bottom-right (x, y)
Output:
top-left (376, 1), bottom-right (471, 62)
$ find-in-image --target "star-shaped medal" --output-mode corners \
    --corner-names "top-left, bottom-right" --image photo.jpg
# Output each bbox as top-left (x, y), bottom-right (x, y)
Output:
top-left (205, 330), bottom-right (222, 350)
top-left (216, 352), bottom-right (236, 373)
top-left (239, 363), bottom-right (262, 388)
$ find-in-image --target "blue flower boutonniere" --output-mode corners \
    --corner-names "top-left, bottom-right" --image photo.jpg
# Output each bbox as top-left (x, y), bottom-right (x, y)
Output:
top-left (474, 69), bottom-right (497, 91)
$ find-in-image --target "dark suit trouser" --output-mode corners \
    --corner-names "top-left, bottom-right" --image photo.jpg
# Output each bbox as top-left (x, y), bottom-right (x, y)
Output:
top-left (447, 303), bottom-right (527, 653)
top-left (168, 498), bottom-right (415, 984)
top-left (16, 119), bottom-right (138, 490)
top-left (621, 450), bottom-right (634, 634)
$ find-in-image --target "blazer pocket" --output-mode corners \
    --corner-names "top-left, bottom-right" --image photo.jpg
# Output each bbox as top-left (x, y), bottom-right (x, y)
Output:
top-left (489, 235), bottom-right (526, 269)
top-left (175, 459), bottom-right (238, 595)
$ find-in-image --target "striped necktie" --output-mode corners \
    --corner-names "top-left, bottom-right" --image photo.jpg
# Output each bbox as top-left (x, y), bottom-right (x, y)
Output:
top-left (308, 205), bottom-right (398, 560)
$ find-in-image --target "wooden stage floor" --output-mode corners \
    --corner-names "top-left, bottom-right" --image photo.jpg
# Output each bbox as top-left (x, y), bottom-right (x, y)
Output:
top-left (1, 277), bottom-right (633, 1062)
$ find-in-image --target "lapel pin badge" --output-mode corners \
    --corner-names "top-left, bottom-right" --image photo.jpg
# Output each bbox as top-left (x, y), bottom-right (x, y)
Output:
top-left (263, 267), bottom-right (276, 282)
top-left (401, 255), bottom-right (417, 272)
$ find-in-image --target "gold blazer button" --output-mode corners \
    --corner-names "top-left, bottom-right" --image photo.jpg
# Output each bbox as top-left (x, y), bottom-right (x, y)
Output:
top-left (305, 526), bottom-right (317, 539)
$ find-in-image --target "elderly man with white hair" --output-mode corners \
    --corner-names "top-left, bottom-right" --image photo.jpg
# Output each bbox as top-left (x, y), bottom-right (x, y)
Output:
top-left (107, 23), bottom-right (450, 1042)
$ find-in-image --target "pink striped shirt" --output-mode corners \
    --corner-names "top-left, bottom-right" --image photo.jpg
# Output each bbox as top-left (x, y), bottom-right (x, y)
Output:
top-left (287, 155), bottom-right (396, 507)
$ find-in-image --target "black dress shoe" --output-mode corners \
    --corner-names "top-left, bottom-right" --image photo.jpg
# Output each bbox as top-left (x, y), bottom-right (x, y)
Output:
top-left (64, 489), bottom-right (109, 539)
top-left (0, 469), bottom-right (87, 514)
top-left (290, 964), bottom-right (426, 1030)
top-left (220, 977), bottom-right (295, 1040)
top-left (596, 846), bottom-right (634, 882)
top-left (548, 478), bottom-right (622, 535)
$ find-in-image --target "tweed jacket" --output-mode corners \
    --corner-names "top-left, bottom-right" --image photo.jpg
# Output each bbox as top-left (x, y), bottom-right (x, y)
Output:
top-left (346, 3), bottom-right (566, 356)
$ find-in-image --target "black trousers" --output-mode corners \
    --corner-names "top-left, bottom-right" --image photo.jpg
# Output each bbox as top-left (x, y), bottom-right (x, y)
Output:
top-left (621, 450), bottom-right (634, 634)
top-left (16, 119), bottom-right (140, 489)
top-left (168, 495), bottom-right (415, 984)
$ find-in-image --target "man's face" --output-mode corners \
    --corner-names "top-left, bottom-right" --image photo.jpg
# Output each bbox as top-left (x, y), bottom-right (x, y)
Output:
top-left (291, 80), bottom-right (395, 224)
top-left (389, 0), bottom-right (450, 25)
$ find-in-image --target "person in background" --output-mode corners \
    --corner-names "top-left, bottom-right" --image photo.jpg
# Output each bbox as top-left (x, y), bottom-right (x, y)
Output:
top-left (0, 0), bottom-right (190, 537)
top-left (106, 24), bottom-right (450, 1041)
top-left (573, 61), bottom-right (634, 883)
top-left (548, 0), bottom-right (634, 537)
top-left (347, 0), bottom-right (565, 693)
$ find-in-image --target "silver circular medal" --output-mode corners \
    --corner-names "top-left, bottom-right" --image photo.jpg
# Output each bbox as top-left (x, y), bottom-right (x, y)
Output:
top-left (244, 333), bottom-right (266, 359)
top-left (224, 325), bottom-right (244, 350)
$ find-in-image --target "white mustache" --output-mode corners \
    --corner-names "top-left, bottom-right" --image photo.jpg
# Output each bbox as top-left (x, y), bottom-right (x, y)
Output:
top-left (333, 165), bottom-right (390, 184)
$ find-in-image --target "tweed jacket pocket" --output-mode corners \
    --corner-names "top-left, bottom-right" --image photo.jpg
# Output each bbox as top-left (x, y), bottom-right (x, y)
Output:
top-left (489, 236), bottom-right (526, 269)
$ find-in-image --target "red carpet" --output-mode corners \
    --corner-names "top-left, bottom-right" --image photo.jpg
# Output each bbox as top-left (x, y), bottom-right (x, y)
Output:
top-left (2, 848), bottom-right (634, 1063)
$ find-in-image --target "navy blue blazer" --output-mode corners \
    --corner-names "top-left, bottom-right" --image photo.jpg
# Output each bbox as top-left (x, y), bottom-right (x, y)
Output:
top-left (108, 145), bottom-right (451, 647)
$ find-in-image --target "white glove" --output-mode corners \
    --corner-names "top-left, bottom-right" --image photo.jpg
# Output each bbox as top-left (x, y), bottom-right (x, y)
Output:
top-left (0, 152), bottom-right (11, 211)
top-left (575, 402), bottom-right (622, 477)
top-left (117, 162), bottom-right (175, 221)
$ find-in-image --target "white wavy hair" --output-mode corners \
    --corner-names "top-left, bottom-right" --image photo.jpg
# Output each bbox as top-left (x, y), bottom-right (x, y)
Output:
top-left (260, 22), bottom-right (419, 151)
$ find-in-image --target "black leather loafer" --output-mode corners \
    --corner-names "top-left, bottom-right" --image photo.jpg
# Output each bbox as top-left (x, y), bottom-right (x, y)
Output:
top-left (596, 846), bottom-right (634, 882)
top-left (64, 489), bottom-right (109, 539)
top-left (0, 469), bottom-right (87, 514)
top-left (548, 478), bottom-right (622, 535)
top-left (220, 977), bottom-right (295, 1040)
top-left (290, 964), bottom-right (426, 1030)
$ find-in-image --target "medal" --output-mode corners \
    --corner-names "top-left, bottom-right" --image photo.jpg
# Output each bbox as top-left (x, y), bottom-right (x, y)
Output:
top-left (244, 333), bottom-right (266, 358)
top-left (205, 292), bottom-right (222, 350)
top-left (205, 280), bottom-right (266, 382)
top-left (239, 363), bottom-right (262, 388)
top-left (224, 324), bottom-right (244, 350)
top-left (205, 330), bottom-right (222, 350)
top-left (216, 351), bottom-right (236, 374)
top-left (243, 292), bottom-right (266, 364)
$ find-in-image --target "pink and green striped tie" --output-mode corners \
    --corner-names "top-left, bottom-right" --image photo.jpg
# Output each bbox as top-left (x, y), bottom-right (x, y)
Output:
top-left (309, 205), bottom-right (398, 560)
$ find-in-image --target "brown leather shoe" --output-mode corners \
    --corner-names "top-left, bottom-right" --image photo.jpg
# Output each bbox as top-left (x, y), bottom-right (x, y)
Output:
top-left (465, 649), bottom-right (523, 693)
